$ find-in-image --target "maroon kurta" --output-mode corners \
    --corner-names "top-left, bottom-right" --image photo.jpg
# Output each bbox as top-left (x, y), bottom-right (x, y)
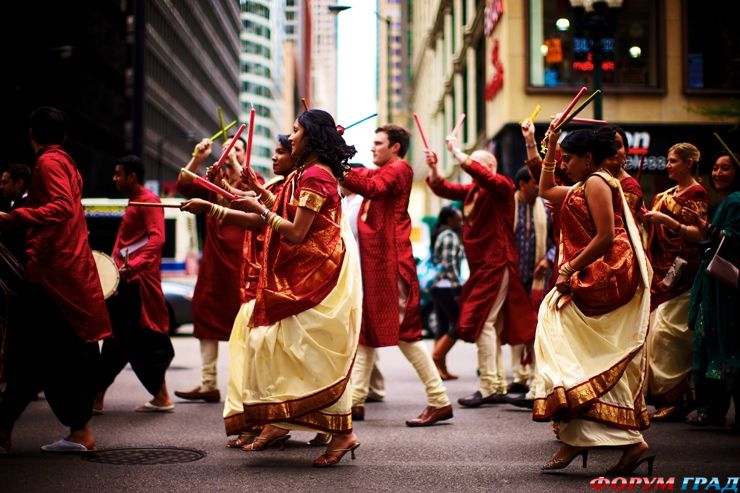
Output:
top-left (112, 188), bottom-right (169, 334)
top-left (341, 159), bottom-right (422, 347)
top-left (647, 184), bottom-right (709, 309)
top-left (427, 161), bottom-right (537, 344)
top-left (10, 146), bottom-right (112, 342)
top-left (177, 180), bottom-right (246, 341)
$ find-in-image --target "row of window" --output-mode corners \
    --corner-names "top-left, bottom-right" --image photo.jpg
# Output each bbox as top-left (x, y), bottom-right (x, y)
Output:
top-left (243, 19), bottom-right (270, 39)
top-left (242, 1), bottom-right (269, 20)
top-left (242, 81), bottom-right (272, 99)
top-left (241, 39), bottom-right (271, 58)
top-left (242, 60), bottom-right (271, 79)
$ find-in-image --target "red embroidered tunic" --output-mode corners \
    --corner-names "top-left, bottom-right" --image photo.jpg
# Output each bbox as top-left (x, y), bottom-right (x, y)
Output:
top-left (341, 159), bottom-right (422, 347)
top-left (647, 184), bottom-right (709, 309)
top-left (251, 166), bottom-right (344, 327)
top-left (177, 176), bottom-right (253, 340)
top-left (112, 188), bottom-right (169, 334)
top-left (427, 161), bottom-right (537, 344)
top-left (10, 146), bottom-right (112, 342)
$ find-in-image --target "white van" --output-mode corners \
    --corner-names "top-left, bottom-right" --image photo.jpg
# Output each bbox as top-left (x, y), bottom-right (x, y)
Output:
top-left (82, 197), bottom-right (200, 333)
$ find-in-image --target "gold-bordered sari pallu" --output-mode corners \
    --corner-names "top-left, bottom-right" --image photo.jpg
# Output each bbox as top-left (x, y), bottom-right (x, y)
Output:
top-left (533, 171), bottom-right (652, 437)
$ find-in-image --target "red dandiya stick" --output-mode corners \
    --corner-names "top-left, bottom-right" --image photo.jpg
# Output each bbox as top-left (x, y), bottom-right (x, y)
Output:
top-left (244, 107), bottom-right (256, 170)
top-left (549, 115), bottom-right (607, 125)
top-left (301, 98), bottom-right (309, 112)
top-left (413, 112), bottom-right (430, 150)
top-left (554, 86), bottom-right (587, 127)
top-left (211, 123), bottom-right (246, 173)
top-left (636, 154), bottom-right (646, 183)
top-left (128, 201), bottom-right (183, 208)
top-left (451, 113), bottom-right (466, 137)
top-left (181, 168), bottom-right (237, 201)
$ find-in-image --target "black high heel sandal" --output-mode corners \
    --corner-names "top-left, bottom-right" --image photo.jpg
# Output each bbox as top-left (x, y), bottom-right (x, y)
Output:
top-left (541, 448), bottom-right (589, 471)
top-left (606, 454), bottom-right (656, 476)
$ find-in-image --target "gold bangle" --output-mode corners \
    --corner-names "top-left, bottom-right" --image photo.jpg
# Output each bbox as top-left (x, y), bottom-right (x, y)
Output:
top-left (207, 202), bottom-right (218, 219)
top-left (263, 191), bottom-right (276, 209)
top-left (542, 161), bottom-right (556, 173)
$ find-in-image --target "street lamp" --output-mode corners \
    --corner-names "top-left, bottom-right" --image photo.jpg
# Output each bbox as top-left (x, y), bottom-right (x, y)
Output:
top-left (569, 0), bottom-right (622, 120)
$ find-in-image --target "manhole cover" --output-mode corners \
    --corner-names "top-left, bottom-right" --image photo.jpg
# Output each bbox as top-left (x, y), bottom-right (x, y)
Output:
top-left (82, 447), bottom-right (206, 465)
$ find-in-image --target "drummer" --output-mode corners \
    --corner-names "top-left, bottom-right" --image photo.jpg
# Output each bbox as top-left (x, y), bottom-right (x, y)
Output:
top-left (93, 155), bottom-right (175, 414)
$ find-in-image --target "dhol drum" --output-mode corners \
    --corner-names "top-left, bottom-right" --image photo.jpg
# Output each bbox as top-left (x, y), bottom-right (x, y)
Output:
top-left (92, 250), bottom-right (120, 299)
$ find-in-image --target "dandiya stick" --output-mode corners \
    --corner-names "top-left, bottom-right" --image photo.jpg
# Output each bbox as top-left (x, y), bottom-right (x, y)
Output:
top-left (129, 201), bottom-right (183, 208)
top-left (181, 168), bottom-right (237, 201)
top-left (190, 121), bottom-right (237, 157)
top-left (451, 113), bottom-right (466, 137)
top-left (553, 86), bottom-right (587, 128)
top-left (211, 123), bottom-right (246, 173)
top-left (217, 106), bottom-right (228, 144)
top-left (636, 154), bottom-right (646, 183)
top-left (301, 98), bottom-right (309, 112)
top-left (714, 132), bottom-right (740, 168)
top-left (554, 89), bottom-right (601, 131)
top-left (413, 112), bottom-right (430, 150)
top-left (520, 104), bottom-right (541, 124)
top-left (549, 115), bottom-right (607, 125)
top-left (244, 107), bottom-right (256, 170)
top-left (343, 112), bottom-right (378, 131)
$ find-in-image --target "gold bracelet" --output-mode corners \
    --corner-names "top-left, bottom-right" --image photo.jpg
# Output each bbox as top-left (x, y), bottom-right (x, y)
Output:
top-left (262, 191), bottom-right (276, 209)
top-left (219, 205), bottom-right (229, 222)
top-left (542, 161), bottom-right (556, 173)
top-left (267, 212), bottom-right (282, 232)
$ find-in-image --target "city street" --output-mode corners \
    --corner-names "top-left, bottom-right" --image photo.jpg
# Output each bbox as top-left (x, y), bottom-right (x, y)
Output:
top-left (1, 333), bottom-right (737, 493)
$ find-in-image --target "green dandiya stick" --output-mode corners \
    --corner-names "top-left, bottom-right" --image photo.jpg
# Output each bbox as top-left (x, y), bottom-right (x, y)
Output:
top-left (209, 120), bottom-right (237, 142)
top-left (554, 89), bottom-right (602, 131)
top-left (217, 106), bottom-right (228, 144)
top-left (713, 132), bottom-right (740, 168)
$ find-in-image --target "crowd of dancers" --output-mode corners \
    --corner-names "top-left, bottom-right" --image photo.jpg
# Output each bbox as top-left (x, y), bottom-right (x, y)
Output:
top-left (0, 104), bottom-right (737, 474)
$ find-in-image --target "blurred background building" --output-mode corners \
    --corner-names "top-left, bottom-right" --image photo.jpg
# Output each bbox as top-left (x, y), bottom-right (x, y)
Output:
top-left (407, 0), bottom-right (739, 217)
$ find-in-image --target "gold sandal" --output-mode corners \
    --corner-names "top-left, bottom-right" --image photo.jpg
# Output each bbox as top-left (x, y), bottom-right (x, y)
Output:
top-left (312, 441), bottom-right (360, 468)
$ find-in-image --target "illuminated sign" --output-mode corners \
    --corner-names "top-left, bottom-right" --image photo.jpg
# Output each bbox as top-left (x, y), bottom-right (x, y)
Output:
top-left (572, 53), bottom-right (615, 72)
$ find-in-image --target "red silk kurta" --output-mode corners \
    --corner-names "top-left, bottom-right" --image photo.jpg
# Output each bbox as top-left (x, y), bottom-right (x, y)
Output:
top-left (112, 188), bottom-right (169, 334)
top-left (251, 166), bottom-right (344, 327)
top-left (10, 146), bottom-right (112, 343)
top-left (559, 172), bottom-right (639, 316)
top-left (177, 179), bottom-right (246, 341)
top-left (240, 177), bottom-right (284, 304)
top-left (647, 184), bottom-right (709, 309)
top-left (427, 161), bottom-right (537, 344)
top-left (341, 159), bottom-right (422, 347)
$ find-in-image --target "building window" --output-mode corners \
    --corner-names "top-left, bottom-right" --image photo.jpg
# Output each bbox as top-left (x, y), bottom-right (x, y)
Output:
top-left (684, 0), bottom-right (740, 93)
top-left (241, 60), bottom-right (271, 78)
top-left (243, 19), bottom-right (271, 39)
top-left (244, 1), bottom-right (270, 20)
top-left (242, 81), bottom-right (273, 99)
top-left (528, 0), bottom-right (662, 91)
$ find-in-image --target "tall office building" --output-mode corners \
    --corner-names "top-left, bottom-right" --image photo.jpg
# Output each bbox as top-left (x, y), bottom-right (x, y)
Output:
top-left (310, 0), bottom-right (339, 116)
top-left (377, 0), bottom-right (409, 124)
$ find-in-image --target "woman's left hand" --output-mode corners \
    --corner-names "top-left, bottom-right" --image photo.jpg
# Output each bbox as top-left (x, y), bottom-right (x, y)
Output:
top-left (231, 195), bottom-right (263, 214)
top-left (180, 198), bottom-right (212, 215)
top-left (555, 273), bottom-right (571, 293)
top-left (643, 210), bottom-right (669, 226)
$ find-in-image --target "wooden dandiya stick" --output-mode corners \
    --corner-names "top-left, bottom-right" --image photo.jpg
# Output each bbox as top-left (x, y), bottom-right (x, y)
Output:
top-left (553, 86), bottom-right (587, 128)
top-left (549, 115), bottom-right (607, 125)
top-left (217, 106), bottom-right (228, 144)
top-left (413, 112), bottom-right (430, 150)
top-left (211, 123), bottom-right (246, 173)
top-left (520, 104), bottom-right (541, 124)
top-left (451, 113), bottom-right (466, 137)
top-left (244, 107), bottom-right (256, 170)
top-left (181, 168), bottom-right (237, 201)
top-left (190, 121), bottom-right (238, 157)
top-left (554, 89), bottom-right (601, 131)
top-left (714, 132), bottom-right (740, 168)
top-left (301, 98), bottom-right (309, 112)
top-left (636, 154), bottom-right (646, 183)
top-left (129, 201), bottom-right (183, 208)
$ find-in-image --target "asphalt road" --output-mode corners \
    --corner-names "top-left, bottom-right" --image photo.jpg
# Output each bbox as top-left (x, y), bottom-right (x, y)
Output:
top-left (1, 333), bottom-right (738, 492)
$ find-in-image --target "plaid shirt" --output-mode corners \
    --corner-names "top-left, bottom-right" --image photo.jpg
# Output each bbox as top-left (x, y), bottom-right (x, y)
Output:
top-left (432, 229), bottom-right (463, 289)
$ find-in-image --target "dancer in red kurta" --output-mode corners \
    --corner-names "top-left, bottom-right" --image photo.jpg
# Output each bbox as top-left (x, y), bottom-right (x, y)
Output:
top-left (0, 107), bottom-right (111, 453)
top-left (425, 134), bottom-right (537, 408)
top-left (174, 137), bottom-right (253, 403)
top-left (95, 155), bottom-right (174, 414)
top-left (342, 124), bottom-right (453, 427)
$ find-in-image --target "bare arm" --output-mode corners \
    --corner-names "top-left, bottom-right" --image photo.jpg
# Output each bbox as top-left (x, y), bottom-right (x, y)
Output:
top-left (231, 195), bottom-right (317, 244)
top-left (538, 125), bottom-right (570, 204)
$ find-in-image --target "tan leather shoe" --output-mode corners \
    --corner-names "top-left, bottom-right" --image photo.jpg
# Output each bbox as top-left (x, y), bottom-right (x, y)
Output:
top-left (174, 387), bottom-right (220, 403)
top-left (405, 404), bottom-right (453, 427)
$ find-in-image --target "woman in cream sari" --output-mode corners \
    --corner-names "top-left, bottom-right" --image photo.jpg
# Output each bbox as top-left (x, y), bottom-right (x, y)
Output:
top-left (183, 110), bottom-right (362, 467)
top-left (534, 126), bottom-right (653, 475)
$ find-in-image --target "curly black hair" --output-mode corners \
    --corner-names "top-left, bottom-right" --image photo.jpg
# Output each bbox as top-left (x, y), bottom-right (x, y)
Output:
top-left (296, 109), bottom-right (357, 179)
top-left (560, 128), bottom-right (618, 167)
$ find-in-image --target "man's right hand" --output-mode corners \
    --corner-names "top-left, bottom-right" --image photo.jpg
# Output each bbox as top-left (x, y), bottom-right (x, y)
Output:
top-left (192, 139), bottom-right (212, 163)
